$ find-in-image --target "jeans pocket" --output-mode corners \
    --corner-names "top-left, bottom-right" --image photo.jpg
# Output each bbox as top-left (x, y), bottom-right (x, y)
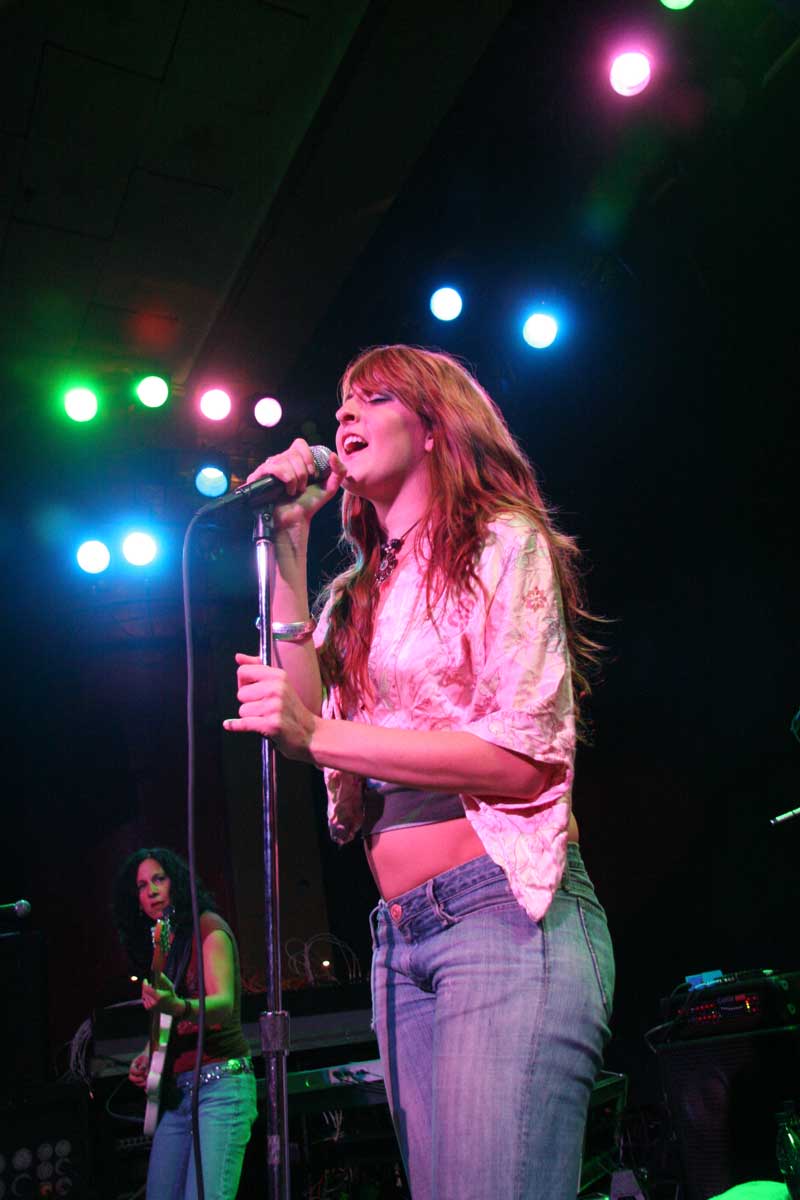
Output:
top-left (369, 917), bottom-right (381, 1033)
top-left (435, 868), bottom-right (520, 925)
top-left (368, 903), bottom-right (381, 951)
top-left (370, 951), bottom-right (377, 1033)
top-left (576, 898), bottom-right (615, 1023)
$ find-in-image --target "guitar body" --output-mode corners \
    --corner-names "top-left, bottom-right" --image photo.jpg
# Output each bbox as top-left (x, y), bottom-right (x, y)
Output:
top-left (142, 914), bottom-right (174, 1137)
top-left (143, 1011), bottom-right (173, 1135)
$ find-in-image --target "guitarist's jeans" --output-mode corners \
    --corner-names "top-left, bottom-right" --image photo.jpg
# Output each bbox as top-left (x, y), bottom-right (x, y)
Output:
top-left (147, 1069), bottom-right (257, 1199)
top-left (370, 845), bottom-right (614, 1200)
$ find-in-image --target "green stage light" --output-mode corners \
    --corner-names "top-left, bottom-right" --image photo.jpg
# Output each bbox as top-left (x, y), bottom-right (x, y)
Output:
top-left (660, 0), bottom-right (694, 9)
top-left (135, 375), bottom-right (169, 408)
top-left (64, 386), bottom-right (98, 422)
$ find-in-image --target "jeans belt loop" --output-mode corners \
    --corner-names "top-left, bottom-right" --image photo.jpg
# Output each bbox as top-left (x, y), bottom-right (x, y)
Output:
top-left (427, 875), bottom-right (455, 928)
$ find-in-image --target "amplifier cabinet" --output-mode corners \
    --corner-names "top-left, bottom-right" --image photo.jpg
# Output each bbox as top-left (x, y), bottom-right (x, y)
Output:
top-left (655, 1024), bottom-right (800, 1200)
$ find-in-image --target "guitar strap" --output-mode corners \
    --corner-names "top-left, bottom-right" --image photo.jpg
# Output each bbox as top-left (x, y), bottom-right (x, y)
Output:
top-left (165, 924), bottom-right (192, 995)
top-left (154, 923), bottom-right (194, 1113)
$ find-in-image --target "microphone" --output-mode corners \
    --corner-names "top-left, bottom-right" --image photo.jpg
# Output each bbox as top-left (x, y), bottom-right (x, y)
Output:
top-left (202, 445), bottom-right (333, 511)
top-left (0, 898), bottom-right (31, 918)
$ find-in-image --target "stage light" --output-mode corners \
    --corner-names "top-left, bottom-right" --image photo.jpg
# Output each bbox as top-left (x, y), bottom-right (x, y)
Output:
top-left (522, 312), bottom-right (559, 349)
top-left (195, 466), bottom-right (229, 498)
top-left (76, 540), bottom-right (110, 574)
top-left (430, 287), bottom-right (463, 322)
top-left (135, 375), bottom-right (169, 408)
top-left (254, 396), bottom-right (282, 428)
top-left (122, 532), bottom-right (157, 566)
top-left (610, 51), bottom-right (652, 97)
top-left (64, 387), bottom-right (98, 422)
top-left (199, 388), bottom-right (232, 421)
top-left (660, 0), bottom-right (694, 8)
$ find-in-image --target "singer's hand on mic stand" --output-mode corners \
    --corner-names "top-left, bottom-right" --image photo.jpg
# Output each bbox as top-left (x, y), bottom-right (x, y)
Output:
top-left (223, 657), bottom-right (317, 760)
top-left (246, 438), bottom-right (345, 531)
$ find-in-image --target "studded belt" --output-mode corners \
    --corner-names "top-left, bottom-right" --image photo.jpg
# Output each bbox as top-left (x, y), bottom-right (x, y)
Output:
top-left (175, 1057), bottom-right (254, 1093)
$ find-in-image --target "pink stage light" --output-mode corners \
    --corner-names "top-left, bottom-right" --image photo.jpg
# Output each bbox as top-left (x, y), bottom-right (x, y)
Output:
top-left (199, 388), bottom-right (232, 421)
top-left (610, 51), bottom-right (652, 97)
top-left (254, 396), bottom-right (282, 428)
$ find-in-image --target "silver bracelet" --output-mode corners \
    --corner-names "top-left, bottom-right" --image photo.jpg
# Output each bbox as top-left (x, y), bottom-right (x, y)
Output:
top-left (271, 618), bottom-right (317, 643)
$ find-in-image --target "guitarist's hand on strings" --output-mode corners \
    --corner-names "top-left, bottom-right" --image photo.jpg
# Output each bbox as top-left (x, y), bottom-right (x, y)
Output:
top-left (142, 971), bottom-right (183, 1018)
top-left (129, 1051), bottom-right (149, 1089)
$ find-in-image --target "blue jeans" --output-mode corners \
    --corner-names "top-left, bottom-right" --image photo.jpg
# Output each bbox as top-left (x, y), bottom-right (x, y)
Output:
top-left (146, 1071), bottom-right (257, 1200)
top-left (370, 845), bottom-right (614, 1200)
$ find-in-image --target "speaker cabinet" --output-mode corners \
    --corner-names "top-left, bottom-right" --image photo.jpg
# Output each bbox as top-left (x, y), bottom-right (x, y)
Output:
top-left (0, 930), bottom-right (48, 1095)
top-left (655, 1026), bottom-right (800, 1200)
top-left (0, 1083), bottom-right (90, 1199)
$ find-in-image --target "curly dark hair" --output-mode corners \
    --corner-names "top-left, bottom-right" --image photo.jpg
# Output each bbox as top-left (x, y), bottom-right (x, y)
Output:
top-left (112, 847), bottom-right (217, 974)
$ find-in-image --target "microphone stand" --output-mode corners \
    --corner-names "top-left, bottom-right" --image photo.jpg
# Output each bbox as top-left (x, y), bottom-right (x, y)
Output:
top-left (253, 505), bottom-right (291, 1200)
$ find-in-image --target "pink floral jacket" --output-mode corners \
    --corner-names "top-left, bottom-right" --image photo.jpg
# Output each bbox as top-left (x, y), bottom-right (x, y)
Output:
top-left (313, 514), bottom-right (576, 922)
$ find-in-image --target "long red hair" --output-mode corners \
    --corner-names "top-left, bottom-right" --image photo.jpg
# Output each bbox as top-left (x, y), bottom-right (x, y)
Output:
top-left (316, 345), bottom-right (603, 731)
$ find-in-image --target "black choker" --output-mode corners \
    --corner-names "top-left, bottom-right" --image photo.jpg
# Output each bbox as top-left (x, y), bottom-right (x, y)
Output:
top-left (376, 521), bottom-right (421, 585)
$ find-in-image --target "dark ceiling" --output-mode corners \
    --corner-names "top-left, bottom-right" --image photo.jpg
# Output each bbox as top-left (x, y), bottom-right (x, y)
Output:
top-left (0, 0), bottom-right (513, 410)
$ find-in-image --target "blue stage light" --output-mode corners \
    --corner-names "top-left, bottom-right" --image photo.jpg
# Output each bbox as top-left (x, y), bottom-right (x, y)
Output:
top-left (76, 540), bottom-right (110, 574)
top-left (195, 466), bottom-right (229, 497)
top-left (430, 287), bottom-right (463, 322)
top-left (122, 531), bottom-right (157, 566)
top-left (522, 312), bottom-right (559, 349)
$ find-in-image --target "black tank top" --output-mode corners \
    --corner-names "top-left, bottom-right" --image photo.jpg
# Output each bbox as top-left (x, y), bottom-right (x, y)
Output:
top-left (362, 778), bottom-right (464, 836)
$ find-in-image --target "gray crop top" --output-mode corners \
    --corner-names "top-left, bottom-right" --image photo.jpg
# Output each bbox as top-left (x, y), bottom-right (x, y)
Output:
top-left (361, 778), bottom-right (465, 837)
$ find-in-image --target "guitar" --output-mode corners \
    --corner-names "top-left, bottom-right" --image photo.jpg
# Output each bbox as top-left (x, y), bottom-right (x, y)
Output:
top-left (143, 913), bottom-right (174, 1136)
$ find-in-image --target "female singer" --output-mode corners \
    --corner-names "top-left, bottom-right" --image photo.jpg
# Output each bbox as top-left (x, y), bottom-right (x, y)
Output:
top-left (224, 345), bottom-right (614, 1199)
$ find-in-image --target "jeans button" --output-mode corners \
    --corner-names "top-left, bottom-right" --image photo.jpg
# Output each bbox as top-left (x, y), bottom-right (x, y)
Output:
top-left (389, 903), bottom-right (403, 923)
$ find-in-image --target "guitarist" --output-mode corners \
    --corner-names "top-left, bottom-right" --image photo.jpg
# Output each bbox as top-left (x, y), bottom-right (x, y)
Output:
top-left (112, 848), bottom-right (257, 1199)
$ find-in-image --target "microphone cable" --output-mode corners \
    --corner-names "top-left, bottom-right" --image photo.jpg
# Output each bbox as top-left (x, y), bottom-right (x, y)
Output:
top-left (181, 507), bottom-right (209, 1200)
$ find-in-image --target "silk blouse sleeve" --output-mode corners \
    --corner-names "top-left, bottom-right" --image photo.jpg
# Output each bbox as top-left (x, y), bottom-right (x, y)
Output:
top-left (462, 517), bottom-right (576, 772)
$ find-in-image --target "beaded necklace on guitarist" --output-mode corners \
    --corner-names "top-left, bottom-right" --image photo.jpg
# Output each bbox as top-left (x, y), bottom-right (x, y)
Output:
top-left (112, 848), bottom-right (257, 1200)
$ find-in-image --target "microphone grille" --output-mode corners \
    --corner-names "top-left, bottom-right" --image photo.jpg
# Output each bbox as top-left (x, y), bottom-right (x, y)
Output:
top-left (309, 445), bottom-right (333, 479)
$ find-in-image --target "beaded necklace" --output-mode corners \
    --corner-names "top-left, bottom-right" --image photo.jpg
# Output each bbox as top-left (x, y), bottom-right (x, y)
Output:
top-left (376, 519), bottom-right (421, 585)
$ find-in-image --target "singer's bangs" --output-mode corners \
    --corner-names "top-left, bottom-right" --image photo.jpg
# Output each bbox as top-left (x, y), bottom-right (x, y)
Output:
top-left (341, 345), bottom-right (502, 435)
top-left (341, 345), bottom-right (435, 418)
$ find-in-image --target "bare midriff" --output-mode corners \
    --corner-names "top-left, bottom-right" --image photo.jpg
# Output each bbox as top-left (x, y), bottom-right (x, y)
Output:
top-left (365, 810), bottom-right (580, 901)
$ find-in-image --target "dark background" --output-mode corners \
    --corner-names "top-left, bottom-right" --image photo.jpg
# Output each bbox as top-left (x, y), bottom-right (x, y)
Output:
top-left (2, 0), bottom-right (799, 1113)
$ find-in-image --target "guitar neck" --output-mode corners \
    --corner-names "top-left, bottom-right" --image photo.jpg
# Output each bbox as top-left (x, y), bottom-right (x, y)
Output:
top-left (148, 918), bottom-right (172, 1049)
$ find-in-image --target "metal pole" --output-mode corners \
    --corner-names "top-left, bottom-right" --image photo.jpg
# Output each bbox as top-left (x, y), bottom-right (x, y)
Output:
top-left (253, 506), bottom-right (291, 1200)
